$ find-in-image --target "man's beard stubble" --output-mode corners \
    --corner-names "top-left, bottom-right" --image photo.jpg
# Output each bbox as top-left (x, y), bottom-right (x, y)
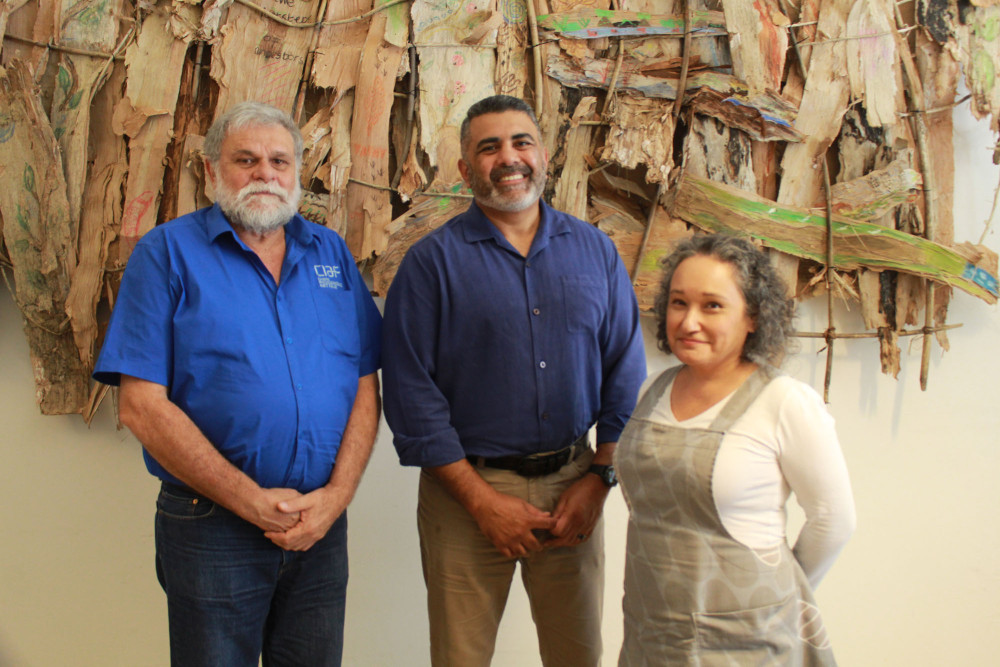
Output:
top-left (466, 163), bottom-right (547, 213)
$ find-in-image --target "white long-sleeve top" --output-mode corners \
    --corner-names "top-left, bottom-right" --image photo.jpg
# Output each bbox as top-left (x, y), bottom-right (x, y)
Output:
top-left (647, 373), bottom-right (856, 588)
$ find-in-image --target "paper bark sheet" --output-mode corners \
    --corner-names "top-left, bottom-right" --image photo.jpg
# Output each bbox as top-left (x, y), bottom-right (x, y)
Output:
top-left (113, 4), bottom-right (190, 264)
top-left (7, 0), bottom-right (1000, 416)
top-left (0, 60), bottom-right (89, 414)
top-left (344, 8), bottom-right (407, 257)
top-left (210, 0), bottom-right (317, 115)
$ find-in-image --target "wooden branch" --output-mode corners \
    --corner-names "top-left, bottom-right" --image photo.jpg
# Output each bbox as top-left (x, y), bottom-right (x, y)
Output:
top-left (536, 8), bottom-right (726, 39)
top-left (668, 173), bottom-right (999, 303)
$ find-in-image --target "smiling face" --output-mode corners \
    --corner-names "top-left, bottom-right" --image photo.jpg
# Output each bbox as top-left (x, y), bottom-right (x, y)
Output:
top-left (666, 254), bottom-right (756, 374)
top-left (206, 123), bottom-right (301, 234)
top-left (458, 110), bottom-right (548, 215)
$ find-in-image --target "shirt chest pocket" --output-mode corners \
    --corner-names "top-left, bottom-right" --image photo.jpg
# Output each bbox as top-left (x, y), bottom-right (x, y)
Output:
top-left (561, 274), bottom-right (607, 334)
top-left (310, 284), bottom-right (360, 358)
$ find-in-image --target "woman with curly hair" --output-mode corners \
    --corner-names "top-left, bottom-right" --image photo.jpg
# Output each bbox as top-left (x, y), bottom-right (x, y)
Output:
top-left (615, 234), bottom-right (856, 665)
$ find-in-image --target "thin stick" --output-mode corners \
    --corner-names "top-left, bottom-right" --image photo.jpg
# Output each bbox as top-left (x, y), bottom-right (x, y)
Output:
top-left (526, 0), bottom-right (543, 118)
top-left (892, 1), bottom-right (936, 390)
top-left (781, 0), bottom-right (836, 401)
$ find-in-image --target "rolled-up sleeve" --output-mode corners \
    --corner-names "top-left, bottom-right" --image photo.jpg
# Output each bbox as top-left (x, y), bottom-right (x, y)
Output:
top-left (381, 249), bottom-right (465, 468)
top-left (595, 247), bottom-right (646, 445)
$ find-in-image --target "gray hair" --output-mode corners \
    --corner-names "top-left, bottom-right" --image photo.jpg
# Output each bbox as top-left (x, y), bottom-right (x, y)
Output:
top-left (203, 102), bottom-right (304, 166)
top-left (654, 233), bottom-right (796, 365)
top-left (459, 95), bottom-right (540, 156)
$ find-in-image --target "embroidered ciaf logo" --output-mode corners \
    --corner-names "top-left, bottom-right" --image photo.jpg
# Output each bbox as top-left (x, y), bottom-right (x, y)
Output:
top-left (314, 264), bottom-right (343, 290)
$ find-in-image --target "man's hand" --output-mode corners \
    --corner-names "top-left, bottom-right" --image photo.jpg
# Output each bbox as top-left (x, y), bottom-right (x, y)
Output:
top-left (471, 489), bottom-right (556, 558)
top-left (245, 488), bottom-right (303, 533)
top-left (264, 486), bottom-right (348, 551)
top-left (546, 473), bottom-right (609, 549)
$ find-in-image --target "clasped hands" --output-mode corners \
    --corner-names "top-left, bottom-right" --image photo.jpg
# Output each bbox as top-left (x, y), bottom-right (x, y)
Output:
top-left (474, 474), bottom-right (609, 559)
top-left (249, 486), bottom-right (346, 552)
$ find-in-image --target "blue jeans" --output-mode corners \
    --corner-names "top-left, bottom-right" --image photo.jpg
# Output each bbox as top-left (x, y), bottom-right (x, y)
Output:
top-left (155, 483), bottom-right (348, 667)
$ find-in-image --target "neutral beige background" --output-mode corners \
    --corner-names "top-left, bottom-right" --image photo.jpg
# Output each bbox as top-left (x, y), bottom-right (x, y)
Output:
top-left (2, 108), bottom-right (999, 665)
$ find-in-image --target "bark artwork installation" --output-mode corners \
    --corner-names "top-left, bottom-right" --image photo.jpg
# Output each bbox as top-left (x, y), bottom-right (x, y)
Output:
top-left (2, 0), bottom-right (999, 416)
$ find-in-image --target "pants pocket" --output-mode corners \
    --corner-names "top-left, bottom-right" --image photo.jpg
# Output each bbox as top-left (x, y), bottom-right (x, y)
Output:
top-left (156, 486), bottom-right (217, 520)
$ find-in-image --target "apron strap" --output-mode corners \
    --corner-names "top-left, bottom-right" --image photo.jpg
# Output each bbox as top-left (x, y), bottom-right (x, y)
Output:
top-left (634, 365), bottom-right (684, 419)
top-left (708, 364), bottom-right (780, 432)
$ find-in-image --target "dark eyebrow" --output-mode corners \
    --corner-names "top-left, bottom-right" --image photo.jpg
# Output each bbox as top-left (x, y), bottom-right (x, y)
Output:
top-left (475, 132), bottom-right (536, 151)
top-left (475, 136), bottom-right (501, 151)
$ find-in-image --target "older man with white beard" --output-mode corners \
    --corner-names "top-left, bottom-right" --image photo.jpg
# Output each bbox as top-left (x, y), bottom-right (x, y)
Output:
top-left (94, 102), bottom-right (381, 667)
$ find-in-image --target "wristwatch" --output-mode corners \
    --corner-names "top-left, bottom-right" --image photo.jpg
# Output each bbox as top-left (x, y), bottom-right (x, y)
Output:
top-left (588, 464), bottom-right (618, 488)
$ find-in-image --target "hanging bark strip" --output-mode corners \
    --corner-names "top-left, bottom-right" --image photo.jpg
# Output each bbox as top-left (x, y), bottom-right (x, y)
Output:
top-left (629, 0), bottom-right (696, 287)
top-left (80, 61), bottom-right (129, 423)
top-left (722, 0), bottom-right (787, 94)
top-left (0, 60), bottom-right (89, 414)
top-left (411, 0), bottom-right (498, 186)
top-left (57, 0), bottom-right (128, 371)
top-left (372, 0), bottom-right (498, 270)
top-left (668, 173), bottom-right (999, 303)
top-left (551, 96), bottom-right (597, 221)
top-left (112, 5), bottom-right (190, 265)
top-left (495, 1), bottom-right (530, 98)
top-left (310, 0), bottom-right (372, 101)
top-left (343, 4), bottom-right (407, 257)
top-left (305, 0), bottom-right (370, 238)
top-left (210, 0), bottom-right (318, 115)
top-left (916, 31), bottom-right (959, 354)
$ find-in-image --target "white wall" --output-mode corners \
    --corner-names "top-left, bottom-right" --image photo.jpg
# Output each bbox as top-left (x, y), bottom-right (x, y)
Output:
top-left (2, 108), bottom-right (999, 665)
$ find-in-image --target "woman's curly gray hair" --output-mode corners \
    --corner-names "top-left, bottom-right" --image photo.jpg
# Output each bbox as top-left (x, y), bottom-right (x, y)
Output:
top-left (653, 234), bottom-right (795, 365)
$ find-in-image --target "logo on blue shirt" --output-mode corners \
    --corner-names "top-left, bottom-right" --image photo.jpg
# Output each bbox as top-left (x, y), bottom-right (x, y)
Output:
top-left (314, 264), bottom-right (343, 290)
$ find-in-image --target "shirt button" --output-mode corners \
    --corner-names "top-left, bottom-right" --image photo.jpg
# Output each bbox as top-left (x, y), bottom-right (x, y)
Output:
top-left (532, 308), bottom-right (540, 315)
top-left (539, 361), bottom-right (546, 369)
top-left (286, 337), bottom-right (293, 344)
top-left (541, 412), bottom-right (550, 420)
top-left (296, 384), bottom-right (303, 390)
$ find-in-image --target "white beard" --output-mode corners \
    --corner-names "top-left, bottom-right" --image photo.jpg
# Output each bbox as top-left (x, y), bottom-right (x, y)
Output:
top-left (215, 178), bottom-right (302, 234)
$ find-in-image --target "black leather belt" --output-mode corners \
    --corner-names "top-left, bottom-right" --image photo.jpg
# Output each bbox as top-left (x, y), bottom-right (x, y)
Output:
top-left (467, 434), bottom-right (589, 478)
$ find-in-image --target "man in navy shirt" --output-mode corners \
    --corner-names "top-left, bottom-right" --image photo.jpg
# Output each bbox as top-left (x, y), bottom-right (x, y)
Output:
top-left (382, 95), bottom-right (646, 666)
top-left (94, 102), bottom-right (381, 666)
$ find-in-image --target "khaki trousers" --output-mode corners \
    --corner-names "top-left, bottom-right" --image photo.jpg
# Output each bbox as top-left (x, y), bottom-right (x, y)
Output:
top-left (417, 448), bottom-right (604, 667)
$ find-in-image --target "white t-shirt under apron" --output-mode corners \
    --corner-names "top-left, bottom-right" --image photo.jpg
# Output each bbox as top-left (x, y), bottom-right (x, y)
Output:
top-left (646, 372), bottom-right (856, 588)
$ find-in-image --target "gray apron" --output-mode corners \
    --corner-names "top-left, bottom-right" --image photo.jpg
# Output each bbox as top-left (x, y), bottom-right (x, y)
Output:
top-left (615, 365), bottom-right (836, 666)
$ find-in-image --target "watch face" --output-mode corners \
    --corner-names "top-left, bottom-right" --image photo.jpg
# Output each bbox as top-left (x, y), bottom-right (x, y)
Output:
top-left (591, 464), bottom-right (617, 487)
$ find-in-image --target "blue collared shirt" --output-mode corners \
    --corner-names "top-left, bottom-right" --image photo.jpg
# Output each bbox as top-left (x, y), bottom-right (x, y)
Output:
top-left (382, 200), bottom-right (646, 468)
top-left (94, 204), bottom-right (382, 492)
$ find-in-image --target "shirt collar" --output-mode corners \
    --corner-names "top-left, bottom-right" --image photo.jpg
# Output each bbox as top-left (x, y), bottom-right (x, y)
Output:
top-left (206, 203), bottom-right (318, 249)
top-left (461, 199), bottom-right (571, 256)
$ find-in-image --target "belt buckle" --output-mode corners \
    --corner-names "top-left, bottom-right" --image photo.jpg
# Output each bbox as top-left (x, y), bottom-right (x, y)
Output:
top-left (516, 449), bottom-right (567, 477)
top-left (515, 456), bottom-right (543, 477)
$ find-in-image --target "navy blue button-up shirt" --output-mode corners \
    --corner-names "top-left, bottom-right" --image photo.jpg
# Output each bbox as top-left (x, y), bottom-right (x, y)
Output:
top-left (94, 205), bottom-right (382, 492)
top-left (382, 200), bottom-right (646, 468)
